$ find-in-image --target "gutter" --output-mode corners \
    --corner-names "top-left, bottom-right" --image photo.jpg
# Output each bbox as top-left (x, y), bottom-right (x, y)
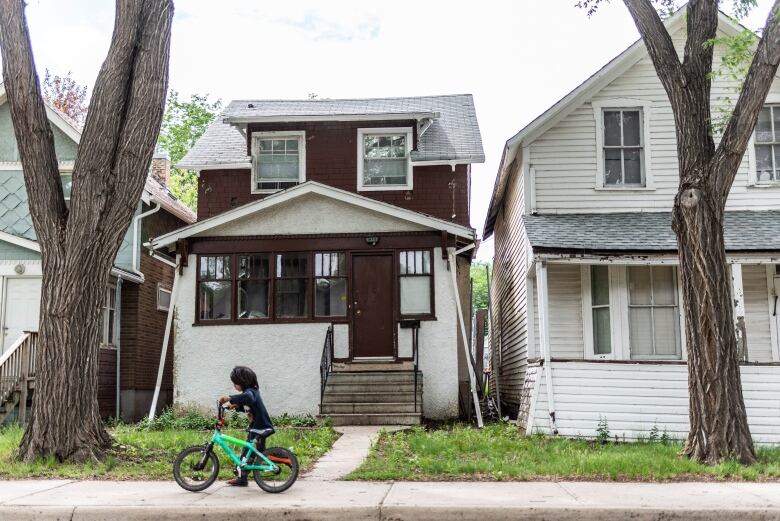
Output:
top-left (130, 202), bottom-right (161, 278)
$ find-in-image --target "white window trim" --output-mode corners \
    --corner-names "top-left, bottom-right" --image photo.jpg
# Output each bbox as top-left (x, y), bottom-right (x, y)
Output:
top-left (592, 99), bottom-right (653, 190)
top-left (157, 283), bottom-right (172, 312)
top-left (747, 97), bottom-right (780, 188)
top-left (581, 265), bottom-right (616, 360)
top-left (250, 130), bottom-right (306, 195)
top-left (357, 127), bottom-right (413, 192)
top-left (101, 285), bottom-right (117, 348)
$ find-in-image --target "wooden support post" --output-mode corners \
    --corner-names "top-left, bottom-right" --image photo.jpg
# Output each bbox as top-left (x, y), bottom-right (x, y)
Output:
top-left (731, 263), bottom-right (748, 361)
top-left (18, 336), bottom-right (29, 423)
top-left (535, 261), bottom-right (557, 434)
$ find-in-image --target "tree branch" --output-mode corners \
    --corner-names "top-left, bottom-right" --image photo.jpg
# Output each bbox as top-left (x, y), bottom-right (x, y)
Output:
top-left (714, 0), bottom-right (780, 200)
top-left (0, 0), bottom-right (67, 245)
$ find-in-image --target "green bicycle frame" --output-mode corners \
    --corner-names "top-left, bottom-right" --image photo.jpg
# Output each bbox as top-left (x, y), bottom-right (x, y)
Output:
top-left (208, 430), bottom-right (279, 473)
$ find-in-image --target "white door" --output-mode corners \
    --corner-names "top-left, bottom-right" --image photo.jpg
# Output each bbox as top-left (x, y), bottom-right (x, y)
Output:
top-left (2, 278), bottom-right (42, 352)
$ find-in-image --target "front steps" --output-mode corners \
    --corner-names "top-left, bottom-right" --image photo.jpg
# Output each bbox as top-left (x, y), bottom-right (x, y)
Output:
top-left (320, 370), bottom-right (422, 426)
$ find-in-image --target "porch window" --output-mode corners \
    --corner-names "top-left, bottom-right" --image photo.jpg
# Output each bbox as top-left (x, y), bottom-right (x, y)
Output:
top-left (275, 253), bottom-right (309, 318)
top-left (399, 250), bottom-right (432, 316)
top-left (238, 254), bottom-right (270, 319)
top-left (590, 266), bottom-right (611, 355)
top-left (198, 255), bottom-right (232, 320)
top-left (315, 252), bottom-right (347, 317)
top-left (602, 108), bottom-right (644, 186)
top-left (251, 131), bottom-right (305, 193)
top-left (628, 266), bottom-right (681, 359)
top-left (754, 105), bottom-right (780, 182)
top-left (357, 127), bottom-right (413, 190)
top-left (101, 286), bottom-right (117, 347)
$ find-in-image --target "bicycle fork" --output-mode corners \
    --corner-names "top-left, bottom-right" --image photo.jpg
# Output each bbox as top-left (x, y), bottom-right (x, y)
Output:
top-left (195, 443), bottom-right (214, 471)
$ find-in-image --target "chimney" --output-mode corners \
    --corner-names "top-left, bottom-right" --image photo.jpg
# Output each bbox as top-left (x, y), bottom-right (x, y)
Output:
top-left (151, 148), bottom-right (171, 186)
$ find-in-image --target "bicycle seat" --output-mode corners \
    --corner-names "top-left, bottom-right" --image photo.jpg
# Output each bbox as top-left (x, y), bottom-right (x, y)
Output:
top-left (249, 427), bottom-right (275, 438)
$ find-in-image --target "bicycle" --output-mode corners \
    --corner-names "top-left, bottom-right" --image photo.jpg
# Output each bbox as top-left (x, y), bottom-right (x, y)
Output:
top-left (173, 401), bottom-right (299, 493)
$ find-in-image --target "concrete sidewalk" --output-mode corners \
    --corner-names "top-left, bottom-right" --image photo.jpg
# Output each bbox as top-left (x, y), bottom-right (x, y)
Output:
top-left (2, 480), bottom-right (780, 520)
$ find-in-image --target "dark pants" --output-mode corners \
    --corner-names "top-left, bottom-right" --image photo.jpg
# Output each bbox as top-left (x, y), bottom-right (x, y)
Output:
top-left (240, 428), bottom-right (274, 462)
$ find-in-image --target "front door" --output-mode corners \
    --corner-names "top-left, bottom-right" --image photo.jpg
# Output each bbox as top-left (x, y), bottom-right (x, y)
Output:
top-left (2, 277), bottom-right (41, 352)
top-left (352, 253), bottom-right (395, 359)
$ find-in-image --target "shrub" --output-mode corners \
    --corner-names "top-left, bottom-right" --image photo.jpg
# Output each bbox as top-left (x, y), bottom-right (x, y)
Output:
top-left (595, 416), bottom-right (610, 445)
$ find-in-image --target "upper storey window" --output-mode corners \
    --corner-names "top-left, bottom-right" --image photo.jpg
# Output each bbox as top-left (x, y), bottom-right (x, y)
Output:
top-left (357, 127), bottom-right (413, 191)
top-left (251, 131), bottom-right (306, 193)
top-left (602, 109), bottom-right (644, 186)
top-left (754, 106), bottom-right (780, 183)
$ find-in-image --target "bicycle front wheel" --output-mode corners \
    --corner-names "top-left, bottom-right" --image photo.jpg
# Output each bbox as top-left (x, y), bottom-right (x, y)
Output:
top-left (254, 447), bottom-right (299, 493)
top-left (173, 445), bottom-right (220, 492)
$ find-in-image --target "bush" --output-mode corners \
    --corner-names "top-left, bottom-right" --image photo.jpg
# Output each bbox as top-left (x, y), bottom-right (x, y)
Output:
top-left (133, 407), bottom-right (319, 431)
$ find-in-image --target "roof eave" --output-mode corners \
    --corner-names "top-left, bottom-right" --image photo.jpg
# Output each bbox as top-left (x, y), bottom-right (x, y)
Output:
top-left (223, 111), bottom-right (440, 125)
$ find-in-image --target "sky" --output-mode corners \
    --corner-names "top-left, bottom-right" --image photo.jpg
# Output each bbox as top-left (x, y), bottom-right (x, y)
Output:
top-left (8, 0), bottom-right (779, 260)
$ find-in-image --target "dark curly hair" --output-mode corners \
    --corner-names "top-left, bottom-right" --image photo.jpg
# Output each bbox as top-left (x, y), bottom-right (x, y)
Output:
top-left (230, 366), bottom-right (259, 391)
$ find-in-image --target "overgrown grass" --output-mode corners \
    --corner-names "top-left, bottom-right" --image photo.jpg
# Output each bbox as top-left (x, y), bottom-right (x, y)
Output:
top-left (0, 414), bottom-right (337, 480)
top-left (348, 422), bottom-right (780, 482)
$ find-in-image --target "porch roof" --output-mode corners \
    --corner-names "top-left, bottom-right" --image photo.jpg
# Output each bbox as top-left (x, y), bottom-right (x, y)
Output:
top-left (523, 211), bottom-right (780, 253)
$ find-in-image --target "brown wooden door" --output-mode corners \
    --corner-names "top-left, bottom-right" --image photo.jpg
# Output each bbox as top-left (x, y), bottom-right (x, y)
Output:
top-left (352, 253), bottom-right (395, 358)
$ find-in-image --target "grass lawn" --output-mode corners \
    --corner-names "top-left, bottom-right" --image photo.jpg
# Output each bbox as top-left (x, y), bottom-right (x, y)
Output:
top-left (348, 423), bottom-right (780, 482)
top-left (0, 423), bottom-right (338, 480)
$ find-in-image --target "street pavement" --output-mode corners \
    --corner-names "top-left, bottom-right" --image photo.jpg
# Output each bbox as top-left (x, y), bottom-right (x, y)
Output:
top-left (1, 479), bottom-right (780, 520)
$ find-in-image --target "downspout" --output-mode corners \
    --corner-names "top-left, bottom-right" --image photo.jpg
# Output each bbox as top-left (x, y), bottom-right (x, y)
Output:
top-left (447, 244), bottom-right (483, 428)
top-left (114, 277), bottom-right (123, 420)
top-left (149, 254), bottom-right (181, 419)
top-left (131, 202), bottom-right (161, 277)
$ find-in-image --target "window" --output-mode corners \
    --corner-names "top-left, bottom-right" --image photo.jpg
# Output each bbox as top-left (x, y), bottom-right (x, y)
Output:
top-left (315, 252), bottom-right (347, 317)
top-left (102, 286), bottom-right (117, 347)
top-left (157, 284), bottom-right (172, 312)
top-left (198, 255), bottom-right (232, 320)
top-left (602, 109), bottom-right (644, 186)
top-left (238, 255), bottom-right (270, 319)
top-left (275, 253), bottom-right (309, 318)
top-left (251, 131), bottom-right (305, 193)
top-left (357, 127), bottom-right (413, 190)
top-left (628, 266), bottom-right (681, 359)
top-left (754, 106), bottom-right (780, 183)
top-left (590, 266), bottom-right (611, 356)
top-left (61, 174), bottom-right (73, 203)
top-left (399, 250), bottom-right (432, 316)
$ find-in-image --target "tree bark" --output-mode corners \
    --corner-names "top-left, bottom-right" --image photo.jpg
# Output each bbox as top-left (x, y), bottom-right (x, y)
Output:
top-left (0, 0), bottom-right (172, 462)
top-left (623, 0), bottom-right (780, 464)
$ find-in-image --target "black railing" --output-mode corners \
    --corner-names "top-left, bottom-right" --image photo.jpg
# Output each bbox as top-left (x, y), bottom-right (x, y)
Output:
top-left (320, 324), bottom-right (334, 401)
top-left (400, 319), bottom-right (422, 414)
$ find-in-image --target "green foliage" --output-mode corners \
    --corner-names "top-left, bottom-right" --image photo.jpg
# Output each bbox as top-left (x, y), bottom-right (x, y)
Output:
top-left (157, 90), bottom-right (222, 210)
top-left (596, 416), bottom-right (611, 445)
top-left (649, 424), bottom-right (660, 443)
top-left (471, 261), bottom-right (491, 313)
top-left (707, 29), bottom-right (759, 134)
top-left (347, 423), bottom-right (780, 481)
top-left (134, 406), bottom-right (321, 432)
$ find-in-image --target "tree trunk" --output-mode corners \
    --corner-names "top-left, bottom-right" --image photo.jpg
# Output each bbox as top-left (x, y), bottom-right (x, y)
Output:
top-left (0, 0), bottom-right (173, 462)
top-left (673, 181), bottom-right (756, 464)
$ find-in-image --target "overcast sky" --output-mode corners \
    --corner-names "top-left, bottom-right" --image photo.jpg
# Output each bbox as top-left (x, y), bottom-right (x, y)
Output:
top-left (8, 0), bottom-right (778, 259)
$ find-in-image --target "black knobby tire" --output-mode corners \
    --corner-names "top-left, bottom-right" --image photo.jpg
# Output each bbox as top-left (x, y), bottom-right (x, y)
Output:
top-left (254, 447), bottom-right (299, 493)
top-left (173, 445), bottom-right (220, 492)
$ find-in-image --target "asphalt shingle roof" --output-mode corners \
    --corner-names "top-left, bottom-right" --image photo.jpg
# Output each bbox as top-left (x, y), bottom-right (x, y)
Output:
top-left (179, 94), bottom-right (484, 169)
top-left (523, 211), bottom-right (780, 252)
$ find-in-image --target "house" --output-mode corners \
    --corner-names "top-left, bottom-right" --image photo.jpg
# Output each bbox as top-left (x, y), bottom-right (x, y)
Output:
top-left (148, 95), bottom-right (485, 425)
top-left (0, 83), bottom-right (196, 422)
top-left (484, 11), bottom-right (780, 443)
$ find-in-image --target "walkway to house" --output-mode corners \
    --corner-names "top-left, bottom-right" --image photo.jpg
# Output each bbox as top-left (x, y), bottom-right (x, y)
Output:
top-left (2, 480), bottom-right (780, 520)
top-left (304, 425), bottom-right (404, 481)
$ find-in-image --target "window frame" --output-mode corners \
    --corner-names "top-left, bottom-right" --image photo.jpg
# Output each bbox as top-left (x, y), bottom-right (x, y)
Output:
top-left (274, 251), bottom-right (312, 320)
top-left (592, 99), bottom-right (653, 190)
top-left (314, 252), bottom-right (349, 318)
top-left (397, 249), bottom-right (435, 320)
top-left (357, 127), bottom-right (414, 192)
top-left (236, 253), bottom-right (272, 321)
top-left (157, 283), bottom-right (172, 312)
top-left (627, 265), bottom-right (682, 361)
top-left (748, 103), bottom-right (780, 187)
top-left (196, 254), bottom-right (234, 323)
top-left (101, 285), bottom-right (117, 348)
top-left (250, 130), bottom-right (307, 195)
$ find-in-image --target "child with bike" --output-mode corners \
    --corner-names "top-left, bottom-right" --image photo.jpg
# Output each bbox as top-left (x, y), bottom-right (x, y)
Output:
top-left (219, 366), bottom-right (275, 487)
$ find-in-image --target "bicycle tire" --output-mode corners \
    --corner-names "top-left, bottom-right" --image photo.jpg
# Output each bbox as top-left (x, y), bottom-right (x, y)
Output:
top-left (253, 447), bottom-right (299, 493)
top-left (173, 445), bottom-right (220, 492)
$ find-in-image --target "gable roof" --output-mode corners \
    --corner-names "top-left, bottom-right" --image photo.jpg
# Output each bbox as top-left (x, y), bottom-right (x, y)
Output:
top-left (482, 8), bottom-right (749, 238)
top-left (179, 94), bottom-right (485, 170)
top-left (148, 181), bottom-right (475, 250)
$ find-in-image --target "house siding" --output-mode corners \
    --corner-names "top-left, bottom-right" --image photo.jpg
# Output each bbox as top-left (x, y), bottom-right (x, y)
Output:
top-left (744, 265), bottom-right (774, 363)
top-left (0, 239), bottom-right (39, 261)
top-left (197, 120), bottom-right (470, 226)
top-left (0, 104), bottom-right (78, 162)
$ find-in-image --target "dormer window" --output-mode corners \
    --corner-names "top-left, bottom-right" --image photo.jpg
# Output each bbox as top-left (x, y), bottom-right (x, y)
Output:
top-left (357, 127), bottom-right (413, 191)
top-left (251, 131), bottom-right (306, 193)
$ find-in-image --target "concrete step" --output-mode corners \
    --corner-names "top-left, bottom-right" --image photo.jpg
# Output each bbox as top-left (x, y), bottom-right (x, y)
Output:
top-left (326, 371), bottom-right (420, 384)
top-left (324, 382), bottom-right (423, 394)
top-left (332, 362), bottom-right (414, 372)
top-left (322, 391), bottom-right (421, 404)
top-left (320, 402), bottom-right (421, 414)
top-left (324, 413), bottom-right (422, 426)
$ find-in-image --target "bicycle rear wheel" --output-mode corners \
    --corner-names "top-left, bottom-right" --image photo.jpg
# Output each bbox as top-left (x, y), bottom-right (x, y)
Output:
top-left (254, 447), bottom-right (299, 493)
top-left (173, 445), bottom-right (220, 492)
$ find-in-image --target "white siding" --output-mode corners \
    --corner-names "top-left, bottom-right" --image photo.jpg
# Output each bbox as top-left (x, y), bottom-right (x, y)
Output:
top-left (547, 264), bottom-right (584, 358)
top-left (530, 362), bottom-right (780, 444)
top-left (744, 265), bottom-right (774, 363)
top-left (530, 24), bottom-right (780, 213)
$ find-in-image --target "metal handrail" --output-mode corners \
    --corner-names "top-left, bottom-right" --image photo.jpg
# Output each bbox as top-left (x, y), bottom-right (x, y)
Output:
top-left (319, 324), bottom-right (334, 402)
top-left (412, 323), bottom-right (420, 414)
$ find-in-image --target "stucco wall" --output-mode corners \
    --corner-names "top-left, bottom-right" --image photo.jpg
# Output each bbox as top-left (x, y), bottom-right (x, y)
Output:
top-left (174, 247), bottom-right (460, 419)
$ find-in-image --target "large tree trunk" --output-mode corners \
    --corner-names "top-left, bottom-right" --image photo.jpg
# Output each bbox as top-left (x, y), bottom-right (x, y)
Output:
top-left (673, 183), bottom-right (755, 464)
top-left (0, 0), bottom-right (173, 462)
